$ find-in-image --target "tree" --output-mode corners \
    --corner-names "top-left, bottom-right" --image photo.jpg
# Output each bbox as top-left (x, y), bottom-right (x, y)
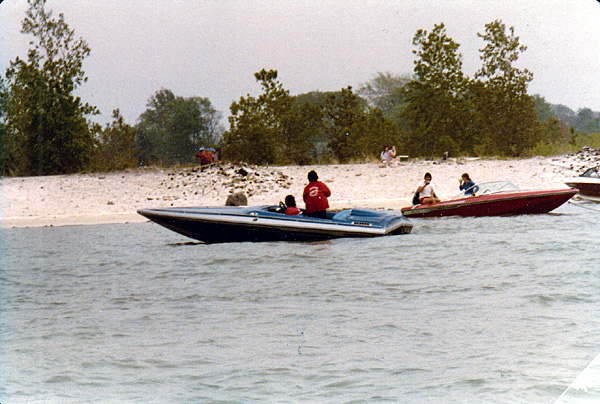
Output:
top-left (573, 108), bottom-right (600, 133)
top-left (293, 91), bottom-right (330, 145)
top-left (357, 72), bottom-right (412, 116)
top-left (551, 104), bottom-right (576, 125)
top-left (358, 72), bottom-right (413, 137)
top-left (223, 69), bottom-right (313, 165)
top-left (279, 100), bottom-right (319, 165)
top-left (323, 86), bottom-right (399, 162)
top-left (323, 86), bottom-right (367, 162)
top-left (223, 69), bottom-right (284, 165)
top-left (411, 23), bottom-right (465, 95)
top-left (135, 89), bottom-right (221, 165)
top-left (3, 0), bottom-right (97, 175)
top-left (362, 107), bottom-right (402, 157)
top-left (472, 20), bottom-right (542, 156)
top-left (0, 78), bottom-right (9, 175)
top-left (401, 23), bottom-right (473, 157)
top-left (92, 109), bottom-right (137, 171)
top-left (532, 94), bottom-right (555, 123)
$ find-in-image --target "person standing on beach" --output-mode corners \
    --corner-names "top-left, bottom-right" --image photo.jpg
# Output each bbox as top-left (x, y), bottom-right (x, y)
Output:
top-left (417, 172), bottom-right (440, 204)
top-left (303, 170), bottom-right (331, 219)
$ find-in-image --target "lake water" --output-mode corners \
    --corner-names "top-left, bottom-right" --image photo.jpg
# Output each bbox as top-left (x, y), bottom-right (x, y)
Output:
top-left (1, 203), bottom-right (600, 404)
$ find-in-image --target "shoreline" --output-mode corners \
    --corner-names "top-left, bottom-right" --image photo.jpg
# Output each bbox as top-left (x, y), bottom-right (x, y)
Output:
top-left (0, 155), bottom-right (588, 229)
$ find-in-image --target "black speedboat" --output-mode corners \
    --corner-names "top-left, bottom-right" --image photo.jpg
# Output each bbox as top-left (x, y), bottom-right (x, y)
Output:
top-left (138, 205), bottom-right (412, 243)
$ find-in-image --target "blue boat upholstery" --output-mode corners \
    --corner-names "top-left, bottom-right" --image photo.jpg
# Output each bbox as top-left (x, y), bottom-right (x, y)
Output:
top-left (332, 210), bottom-right (351, 221)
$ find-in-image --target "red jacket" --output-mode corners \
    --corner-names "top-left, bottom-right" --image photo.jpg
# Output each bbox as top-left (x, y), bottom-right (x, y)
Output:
top-left (285, 206), bottom-right (302, 216)
top-left (303, 181), bottom-right (331, 213)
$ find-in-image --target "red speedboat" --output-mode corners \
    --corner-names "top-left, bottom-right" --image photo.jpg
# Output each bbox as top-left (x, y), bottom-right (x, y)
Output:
top-left (401, 181), bottom-right (577, 218)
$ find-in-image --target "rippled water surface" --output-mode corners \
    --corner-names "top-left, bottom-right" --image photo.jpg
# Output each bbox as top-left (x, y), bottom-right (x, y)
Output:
top-left (1, 204), bottom-right (600, 403)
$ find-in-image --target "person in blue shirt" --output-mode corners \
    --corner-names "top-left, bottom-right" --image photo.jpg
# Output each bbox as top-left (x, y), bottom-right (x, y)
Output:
top-left (459, 173), bottom-right (476, 196)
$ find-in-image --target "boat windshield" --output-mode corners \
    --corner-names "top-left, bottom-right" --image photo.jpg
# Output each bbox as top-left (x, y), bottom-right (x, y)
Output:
top-left (455, 181), bottom-right (519, 199)
top-left (581, 167), bottom-right (600, 178)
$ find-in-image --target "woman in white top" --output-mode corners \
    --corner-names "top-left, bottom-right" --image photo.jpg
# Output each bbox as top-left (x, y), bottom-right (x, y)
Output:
top-left (417, 172), bottom-right (441, 204)
top-left (380, 146), bottom-right (389, 163)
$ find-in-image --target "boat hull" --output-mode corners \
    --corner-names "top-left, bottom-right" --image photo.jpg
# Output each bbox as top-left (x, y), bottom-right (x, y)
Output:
top-left (138, 206), bottom-right (412, 243)
top-left (401, 188), bottom-right (577, 218)
top-left (564, 180), bottom-right (600, 202)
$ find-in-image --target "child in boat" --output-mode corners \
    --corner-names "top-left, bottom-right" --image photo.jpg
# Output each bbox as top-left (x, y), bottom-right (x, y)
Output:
top-left (284, 195), bottom-right (302, 216)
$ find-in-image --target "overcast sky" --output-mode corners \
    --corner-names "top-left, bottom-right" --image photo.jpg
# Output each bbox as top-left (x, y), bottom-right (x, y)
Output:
top-left (1, 0), bottom-right (599, 127)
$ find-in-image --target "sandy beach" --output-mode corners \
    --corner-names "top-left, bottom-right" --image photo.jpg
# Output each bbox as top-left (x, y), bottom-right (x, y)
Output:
top-left (0, 154), bottom-right (590, 228)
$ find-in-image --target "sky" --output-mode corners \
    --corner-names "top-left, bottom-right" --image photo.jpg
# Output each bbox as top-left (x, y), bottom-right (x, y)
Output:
top-left (1, 0), bottom-right (599, 127)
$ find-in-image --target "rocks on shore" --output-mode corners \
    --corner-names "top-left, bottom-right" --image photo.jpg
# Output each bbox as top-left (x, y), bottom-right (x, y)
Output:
top-left (555, 147), bottom-right (600, 173)
top-left (160, 162), bottom-right (294, 199)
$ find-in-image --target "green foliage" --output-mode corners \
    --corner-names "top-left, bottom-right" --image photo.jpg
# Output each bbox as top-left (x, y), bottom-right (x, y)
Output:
top-left (363, 108), bottom-right (402, 158)
top-left (0, 79), bottom-right (8, 176)
top-left (135, 89), bottom-right (222, 166)
top-left (573, 108), bottom-right (600, 133)
top-left (412, 23), bottom-right (466, 94)
top-left (570, 131), bottom-right (600, 150)
top-left (223, 69), bottom-right (285, 164)
top-left (530, 95), bottom-right (581, 155)
top-left (324, 86), bottom-right (400, 163)
top-left (533, 99), bottom-right (600, 137)
top-left (222, 72), bottom-right (400, 165)
top-left (530, 117), bottom-right (572, 156)
top-left (293, 91), bottom-right (331, 145)
top-left (532, 94), bottom-right (555, 123)
top-left (281, 100), bottom-right (319, 165)
top-left (91, 109), bottom-right (137, 171)
top-left (472, 20), bottom-right (542, 157)
top-left (528, 96), bottom-right (600, 155)
top-left (358, 72), bottom-right (412, 137)
top-left (401, 23), bottom-right (472, 157)
top-left (398, 20), bottom-right (544, 158)
top-left (223, 69), bottom-right (314, 165)
top-left (357, 72), bottom-right (412, 116)
top-left (324, 86), bottom-right (366, 162)
top-left (3, 0), bottom-right (97, 176)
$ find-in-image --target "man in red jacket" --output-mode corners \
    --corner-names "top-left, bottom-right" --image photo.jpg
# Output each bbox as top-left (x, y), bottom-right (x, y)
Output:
top-left (303, 170), bottom-right (331, 219)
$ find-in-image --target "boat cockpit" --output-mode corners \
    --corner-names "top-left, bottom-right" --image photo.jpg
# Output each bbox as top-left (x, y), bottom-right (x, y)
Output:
top-left (453, 181), bottom-right (520, 199)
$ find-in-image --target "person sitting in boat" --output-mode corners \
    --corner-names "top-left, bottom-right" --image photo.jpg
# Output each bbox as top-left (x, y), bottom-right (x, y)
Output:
top-left (417, 172), bottom-right (440, 204)
top-left (284, 195), bottom-right (302, 216)
top-left (459, 173), bottom-right (476, 196)
top-left (303, 170), bottom-right (331, 219)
